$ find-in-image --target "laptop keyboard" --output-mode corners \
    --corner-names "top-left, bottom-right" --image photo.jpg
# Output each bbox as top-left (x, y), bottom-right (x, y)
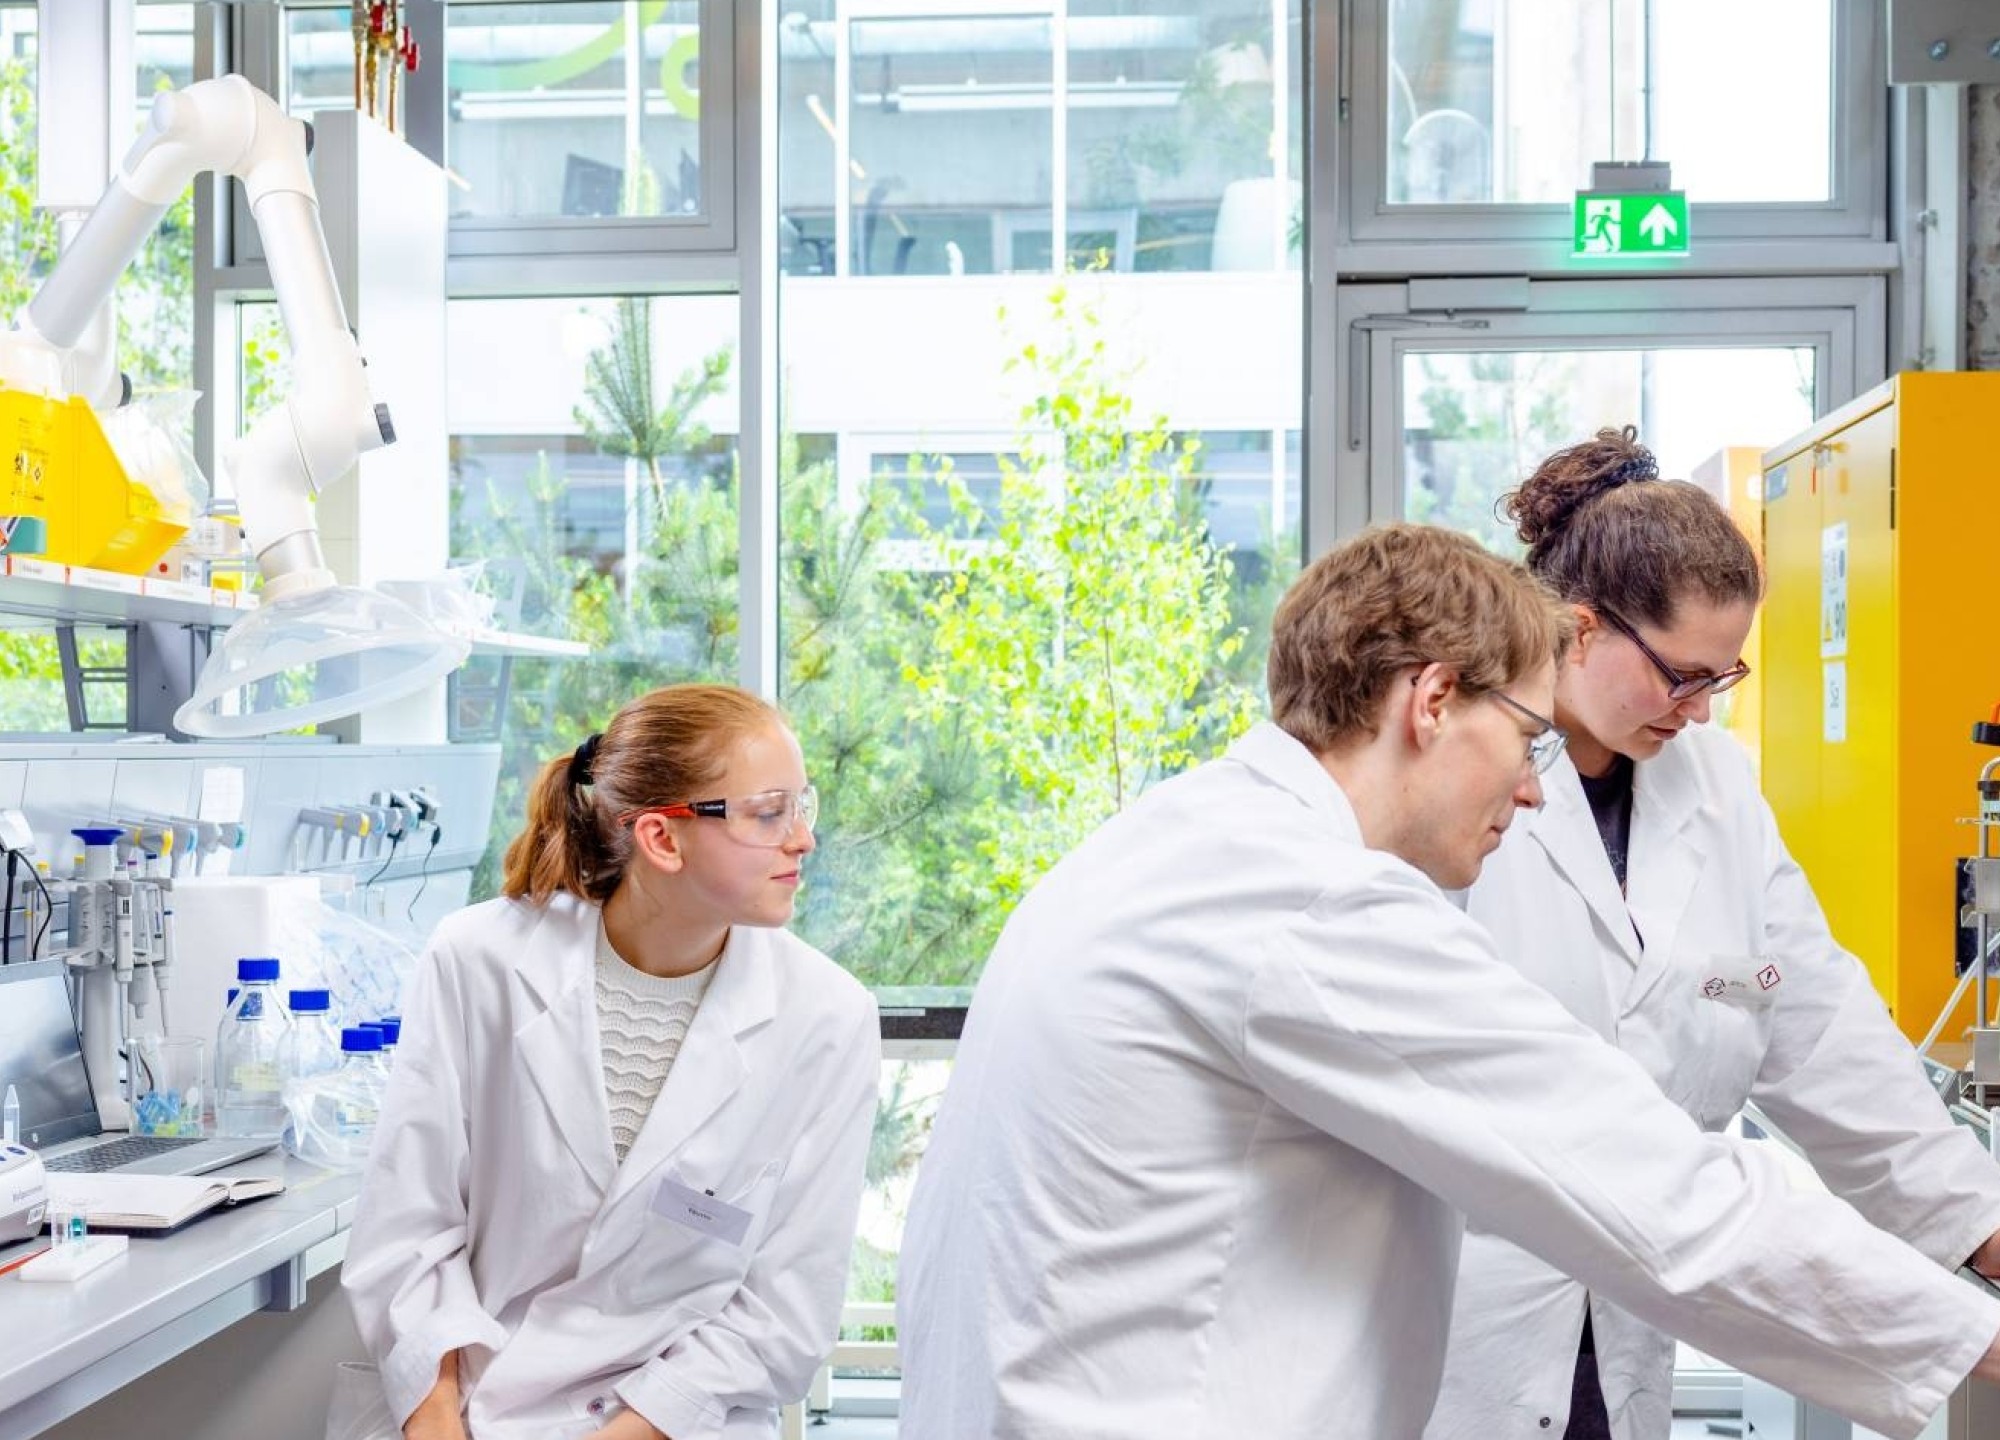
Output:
top-left (44, 1135), bottom-right (203, 1173)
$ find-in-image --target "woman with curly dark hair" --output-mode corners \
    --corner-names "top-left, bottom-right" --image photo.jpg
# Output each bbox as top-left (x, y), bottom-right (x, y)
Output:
top-left (1426, 430), bottom-right (2000, 1440)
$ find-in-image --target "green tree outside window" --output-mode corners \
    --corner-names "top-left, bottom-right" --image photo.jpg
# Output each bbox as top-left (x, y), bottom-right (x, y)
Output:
top-left (464, 286), bottom-right (1290, 988)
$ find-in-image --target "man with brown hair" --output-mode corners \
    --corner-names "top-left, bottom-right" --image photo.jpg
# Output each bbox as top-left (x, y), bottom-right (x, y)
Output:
top-left (898, 523), bottom-right (2000, 1440)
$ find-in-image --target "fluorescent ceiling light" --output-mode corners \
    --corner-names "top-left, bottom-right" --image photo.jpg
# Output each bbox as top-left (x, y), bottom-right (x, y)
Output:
top-left (861, 81), bottom-right (1179, 113)
top-left (454, 93), bottom-right (701, 122)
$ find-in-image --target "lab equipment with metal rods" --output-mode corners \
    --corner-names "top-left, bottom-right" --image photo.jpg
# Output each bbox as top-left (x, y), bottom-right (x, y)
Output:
top-left (1921, 718), bottom-right (2000, 1138)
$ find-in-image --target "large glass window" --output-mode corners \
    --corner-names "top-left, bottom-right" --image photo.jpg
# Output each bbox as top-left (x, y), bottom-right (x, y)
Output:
top-left (445, 2), bottom-right (705, 221)
top-left (124, 6), bottom-right (198, 390)
top-left (846, 1047), bottom-right (950, 1364)
top-left (1069, 1), bottom-right (1296, 273)
top-left (286, 3), bottom-right (715, 215)
top-left (282, 4), bottom-right (361, 115)
top-left (778, 2), bottom-right (1304, 999)
top-left (443, 294), bottom-right (741, 888)
top-left (779, 2), bottom-right (1300, 279)
top-left (1338, 0), bottom-right (1878, 262)
top-left (849, 11), bottom-right (1055, 277)
top-left (1385, 0), bottom-right (1832, 208)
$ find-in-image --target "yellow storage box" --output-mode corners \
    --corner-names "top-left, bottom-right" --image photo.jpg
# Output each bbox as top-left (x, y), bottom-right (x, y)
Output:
top-left (0, 385), bottom-right (187, 574)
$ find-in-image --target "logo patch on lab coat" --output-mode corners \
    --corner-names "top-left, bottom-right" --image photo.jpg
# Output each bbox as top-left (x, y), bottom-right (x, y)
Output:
top-left (1699, 955), bottom-right (1781, 1009)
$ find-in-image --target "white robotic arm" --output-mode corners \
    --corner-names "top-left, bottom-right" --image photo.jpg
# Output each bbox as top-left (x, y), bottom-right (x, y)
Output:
top-left (7, 74), bottom-right (393, 599)
top-left (2, 76), bottom-right (464, 737)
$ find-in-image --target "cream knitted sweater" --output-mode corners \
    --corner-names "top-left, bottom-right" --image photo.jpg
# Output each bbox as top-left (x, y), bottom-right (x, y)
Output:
top-left (594, 920), bottom-right (718, 1162)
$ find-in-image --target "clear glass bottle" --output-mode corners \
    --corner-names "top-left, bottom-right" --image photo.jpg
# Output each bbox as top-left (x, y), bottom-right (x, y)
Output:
top-left (282, 989), bottom-right (342, 1084)
top-left (214, 958), bottom-right (290, 1138)
top-left (314, 1026), bottom-right (390, 1169)
top-left (279, 988), bottom-right (342, 1158)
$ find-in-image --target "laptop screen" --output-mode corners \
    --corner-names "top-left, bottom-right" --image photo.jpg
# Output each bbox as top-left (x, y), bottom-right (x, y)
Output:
top-left (0, 960), bottom-right (100, 1150)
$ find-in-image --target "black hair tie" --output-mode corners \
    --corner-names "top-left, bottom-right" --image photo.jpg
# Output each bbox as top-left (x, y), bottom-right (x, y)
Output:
top-left (568, 733), bottom-right (603, 788)
top-left (1559, 452), bottom-right (1658, 532)
top-left (1608, 451), bottom-right (1659, 487)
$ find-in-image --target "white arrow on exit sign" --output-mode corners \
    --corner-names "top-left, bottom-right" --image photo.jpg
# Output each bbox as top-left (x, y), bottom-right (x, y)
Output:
top-left (1638, 203), bottom-right (1679, 246)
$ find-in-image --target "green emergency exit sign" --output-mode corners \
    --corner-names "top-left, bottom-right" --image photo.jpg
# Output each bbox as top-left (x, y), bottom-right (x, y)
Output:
top-left (1572, 191), bottom-right (1690, 258)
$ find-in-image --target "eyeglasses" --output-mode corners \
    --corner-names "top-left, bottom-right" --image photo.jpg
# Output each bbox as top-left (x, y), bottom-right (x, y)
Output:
top-left (617, 784), bottom-right (819, 848)
top-left (1487, 691), bottom-right (1569, 775)
top-left (1595, 607), bottom-right (1751, 702)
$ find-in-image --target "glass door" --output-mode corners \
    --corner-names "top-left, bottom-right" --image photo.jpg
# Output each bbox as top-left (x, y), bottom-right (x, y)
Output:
top-left (1322, 275), bottom-right (1885, 549)
top-left (1393, 345), bottom-right (1816, 551)
top-left (1327, 272), bottom-right (1888, 1426)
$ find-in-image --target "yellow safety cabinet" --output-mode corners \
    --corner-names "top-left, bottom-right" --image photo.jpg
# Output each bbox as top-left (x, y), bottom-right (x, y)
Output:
top-left (1760, 372), bottom-right (2000, 1041)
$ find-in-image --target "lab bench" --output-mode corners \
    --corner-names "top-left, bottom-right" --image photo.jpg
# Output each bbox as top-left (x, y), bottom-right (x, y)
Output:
top-left (0, 1156), bottom-right (363, 1440)
top-left (1742, 1086), bottom-right (2000, 1440)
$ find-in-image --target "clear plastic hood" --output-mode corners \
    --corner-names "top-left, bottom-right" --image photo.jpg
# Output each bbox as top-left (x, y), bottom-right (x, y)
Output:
top-left (173, 583), bottom-right (471, 738)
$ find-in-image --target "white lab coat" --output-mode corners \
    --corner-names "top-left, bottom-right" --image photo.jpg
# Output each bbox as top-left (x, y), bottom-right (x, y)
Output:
top-left (897, 723), bottom-right (2000, 1440)
top-left (340, 892), bottom-right (880, 1440)
top-left (1425, 722), bottom-right (2000, 1440)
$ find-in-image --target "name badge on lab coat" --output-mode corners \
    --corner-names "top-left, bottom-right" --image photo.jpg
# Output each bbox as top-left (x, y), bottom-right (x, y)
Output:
top-left (1698, 955), bottom-right (1783, 1010)
top-left (652, 1174), bottom-right (756, 1247)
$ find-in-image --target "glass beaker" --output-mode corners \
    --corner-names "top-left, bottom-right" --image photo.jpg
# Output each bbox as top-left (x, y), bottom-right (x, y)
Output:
top-left (131, 1035), bottom-right (207, 1137)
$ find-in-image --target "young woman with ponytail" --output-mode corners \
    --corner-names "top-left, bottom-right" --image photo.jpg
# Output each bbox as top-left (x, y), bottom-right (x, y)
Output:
top-left (343, 684), bottom-right (880, 1440)
top-left (1424, 431), bottom-right (2000, 1440)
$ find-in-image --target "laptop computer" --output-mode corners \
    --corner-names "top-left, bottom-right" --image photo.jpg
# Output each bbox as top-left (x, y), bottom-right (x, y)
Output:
top-left (0, 959), bottom-right (276, 1176)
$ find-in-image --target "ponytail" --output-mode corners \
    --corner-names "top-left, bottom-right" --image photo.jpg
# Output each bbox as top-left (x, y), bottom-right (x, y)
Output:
top-left (501, 748), bottom-right (615, 905)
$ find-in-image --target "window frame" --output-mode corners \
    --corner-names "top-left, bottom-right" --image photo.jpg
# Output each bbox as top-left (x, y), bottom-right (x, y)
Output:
top-left (196, 2), bottom-right (1899, 751)
top-left (207, 0), bottom-right (775, 687)
top-left (231, 0), bottom-right (737, 264)
top-left (1324, 274), bottom-right (1885, 549)
top-left (443, 0), bottom-right (741, 258)
top-left (1334, 0), bottom-right (1888, 275)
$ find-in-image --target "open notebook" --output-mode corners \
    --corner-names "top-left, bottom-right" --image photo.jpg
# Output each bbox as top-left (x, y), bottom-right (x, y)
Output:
top-left (45, 1172), bottom-right (285, 1233)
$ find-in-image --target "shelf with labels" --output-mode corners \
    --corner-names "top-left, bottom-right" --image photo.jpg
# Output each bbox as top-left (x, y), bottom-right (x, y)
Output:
top-left (0, 556), bottom-right (588, 660)
top-left (0, 557), bottom-right (251, 629)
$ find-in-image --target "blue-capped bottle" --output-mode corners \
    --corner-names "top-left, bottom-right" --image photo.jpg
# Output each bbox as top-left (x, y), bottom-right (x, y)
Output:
top-left (279, 989), bottom-right (342, 1157)
top-left (321, 1026), bottom-right (389, 1168)
top-left (214, 958), bottom-right (291, 1138)
top-left (283, 990), bottom-right (342, 1083)
top-left (362, 1017), bottom-right (402, 1057)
